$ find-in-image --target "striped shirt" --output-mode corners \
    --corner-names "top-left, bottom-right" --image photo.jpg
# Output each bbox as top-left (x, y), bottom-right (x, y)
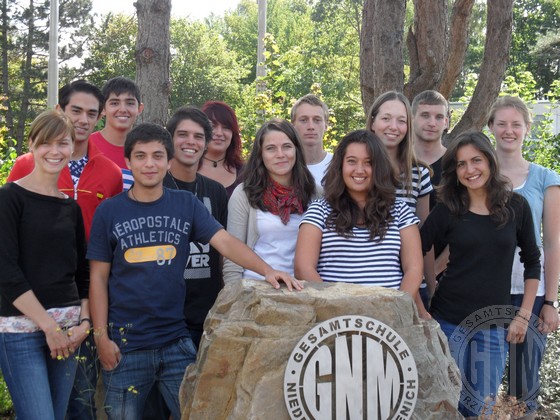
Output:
top-left (397, 165), bottom-right (433, 211)
top-left (301, 198), bottom-right (419, 288)
top-left (122, 168), bottom-right (133, 191)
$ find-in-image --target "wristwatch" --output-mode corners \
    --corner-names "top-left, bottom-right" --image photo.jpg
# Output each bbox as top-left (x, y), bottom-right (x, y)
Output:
top-left (543, 300), bottom-right (559, 309)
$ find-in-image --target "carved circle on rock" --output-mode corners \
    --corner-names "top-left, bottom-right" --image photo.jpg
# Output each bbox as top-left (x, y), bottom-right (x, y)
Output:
top-left (284, 315), bottom-right (418, 419)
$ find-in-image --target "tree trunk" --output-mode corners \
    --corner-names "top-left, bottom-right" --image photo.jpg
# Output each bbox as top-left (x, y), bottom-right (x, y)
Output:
top-left (360, 0), bottom-right (406, 113)
top-left (449, 0), bottom-right (513, 141)
top-left (438, 0), bottom-right (475, 98)
top-left (404, 0), bottom-right (448, 100)
top-left (14, 0), bottom-right (35, 153)
top-left (135, 0), bottom-right (171, 126)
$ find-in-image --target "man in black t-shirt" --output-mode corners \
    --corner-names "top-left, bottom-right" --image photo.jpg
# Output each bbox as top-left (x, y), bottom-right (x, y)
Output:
top-left (163, 106), bottom-right (228, 347)
top-left (412, 90), bottom-right (449, 304)
top-left (412, 90), bottom-right (449, 211)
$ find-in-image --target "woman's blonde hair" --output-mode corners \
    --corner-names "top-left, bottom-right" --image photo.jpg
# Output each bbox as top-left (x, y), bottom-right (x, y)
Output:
top-left (28, 109), bottom-right (75, 148)
top-left (487, 95), bottom-right (532, 128)
top-left (366, 91), bottom-right (421, 196)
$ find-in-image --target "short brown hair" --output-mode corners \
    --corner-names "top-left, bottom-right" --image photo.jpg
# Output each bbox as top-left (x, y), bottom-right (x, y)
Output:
top-left (28, 109), bottom-right (75, 149)
top-left (411, 90), bottom-right (448, 115)
top-left (291, 94), bottom-right (329, 123)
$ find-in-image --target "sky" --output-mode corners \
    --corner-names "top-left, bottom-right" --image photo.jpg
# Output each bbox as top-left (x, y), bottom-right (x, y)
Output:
top-left (91, 0), bottom-right (242, 20)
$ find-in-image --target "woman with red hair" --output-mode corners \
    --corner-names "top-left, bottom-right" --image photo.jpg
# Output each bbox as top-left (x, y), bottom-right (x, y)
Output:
top-left (200, 101), bottom-right (244, 197)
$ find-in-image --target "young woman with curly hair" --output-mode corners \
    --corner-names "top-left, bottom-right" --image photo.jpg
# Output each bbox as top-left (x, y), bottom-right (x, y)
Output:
top-left (420, 130), bottom-right (541, 418)
top-left (294, 130), bottom-right (424, 306)
top-left (223, 118), bottom-right (317, 283)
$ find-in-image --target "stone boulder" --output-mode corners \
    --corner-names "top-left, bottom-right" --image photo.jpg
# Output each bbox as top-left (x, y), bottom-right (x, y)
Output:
top-left (180, 280), bottom-right (462, 419)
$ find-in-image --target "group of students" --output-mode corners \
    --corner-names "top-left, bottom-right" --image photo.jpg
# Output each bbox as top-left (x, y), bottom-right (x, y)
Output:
top-left (0, 77), bottom-right (557, 420)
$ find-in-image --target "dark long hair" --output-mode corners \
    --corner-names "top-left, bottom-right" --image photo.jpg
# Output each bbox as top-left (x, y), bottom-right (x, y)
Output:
top-left (201, 101), bottom-right (243, 172)
top-left (242, 119), bottom-right (316, 210)
top-left (324, 130), bottom-right (398, 240)
top-left (438, 130), bottom-right (512, 227)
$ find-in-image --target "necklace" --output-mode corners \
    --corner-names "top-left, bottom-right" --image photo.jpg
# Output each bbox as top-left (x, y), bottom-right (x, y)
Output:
top-left (167, 171), bottom-right (199, 198)
top-left (129, 187), bottom-right (138, 201)
top-left (203, 156), bottom-right (226, 168)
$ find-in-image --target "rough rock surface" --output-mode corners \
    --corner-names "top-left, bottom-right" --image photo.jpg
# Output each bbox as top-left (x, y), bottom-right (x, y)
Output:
top-left (180, 280), bottom-right (462, 419)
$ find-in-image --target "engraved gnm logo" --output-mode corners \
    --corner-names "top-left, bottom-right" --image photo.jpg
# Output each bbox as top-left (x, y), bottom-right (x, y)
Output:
top-left (284, 315), bottom-right (418, 419)
top-left (448, 305), bottom-right (546, 415)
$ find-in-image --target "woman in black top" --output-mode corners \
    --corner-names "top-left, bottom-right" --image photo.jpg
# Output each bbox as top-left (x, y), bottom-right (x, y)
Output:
top-left (0, 110), bottom-right (89, 419)
top-left (420, 131), bottom-right (540, 418)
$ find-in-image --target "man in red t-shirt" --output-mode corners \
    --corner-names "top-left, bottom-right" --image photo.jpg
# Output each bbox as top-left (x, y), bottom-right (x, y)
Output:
top-left (89, 77), bottom-right (144, 191)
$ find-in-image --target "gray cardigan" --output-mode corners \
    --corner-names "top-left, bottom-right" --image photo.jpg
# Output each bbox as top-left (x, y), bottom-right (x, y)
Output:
top-left (223, 183), bottom-right (322, 283)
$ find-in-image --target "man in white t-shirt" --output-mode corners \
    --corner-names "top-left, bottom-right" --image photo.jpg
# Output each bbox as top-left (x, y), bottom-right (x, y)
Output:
top-left (291, 94), bottom-right (332, 186)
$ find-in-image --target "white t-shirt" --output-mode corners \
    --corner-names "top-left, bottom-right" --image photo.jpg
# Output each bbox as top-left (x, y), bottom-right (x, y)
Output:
top-left (243, 210), bottom-right (302, 280)
top-left (307, 152), bottom-right (333, 187)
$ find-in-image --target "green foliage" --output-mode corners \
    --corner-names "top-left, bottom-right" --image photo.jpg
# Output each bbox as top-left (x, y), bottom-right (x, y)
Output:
top-left (0, 373), bottom-right (13, 417)
top-left (2, 0), bottom-right (94, 150)
top-left (0, 99), bottom-right (16, 186)
top-left (501, 71), bottom-right (538, 101)
top-left (0, 146), bottom-right (17, 187)
top-left (169, 19), bottom-right (249, 110)
top-left (74, 13), bottom-right (138, 86)
top-left (510, 0), bottom-right (560, 96)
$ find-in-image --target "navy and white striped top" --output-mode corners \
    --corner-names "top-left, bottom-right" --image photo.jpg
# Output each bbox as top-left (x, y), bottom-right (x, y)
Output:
top-left (396, 165), bottom-right (433, 211)
top-left (300, 198), bottom-right (419, 288)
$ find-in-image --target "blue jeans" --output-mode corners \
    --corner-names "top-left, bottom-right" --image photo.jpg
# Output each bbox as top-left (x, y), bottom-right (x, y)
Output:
top-left (436, 317), bottom-right (508, 418)
top-left (66, 334), bottom-right (99, 420)
top-left (101, 337), bottom-right (196, 420)
top-left (0, 331), bottom-right (77, 420)
top-left (508, 295), bottom-right (547, 413)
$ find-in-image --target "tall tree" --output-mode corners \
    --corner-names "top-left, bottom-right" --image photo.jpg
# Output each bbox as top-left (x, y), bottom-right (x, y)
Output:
top-left (510, 0), bottom-right (560, 95)
top-left (360, 0), bottom-right (406, 107)
top-left (453, 0), bottom-right (514, 135)
top-left (73, 13), bottom-right (137, 87)
top-left (0, 0), bottom-right (93, 152)
top-left (169, 19), bottom-right (248, 110)
top-left (360, 0), bottom-right (514, 139)
top-left (135, 0), bottom-right (171, 125)
top-left (1, 0), bottom-right (15, 146)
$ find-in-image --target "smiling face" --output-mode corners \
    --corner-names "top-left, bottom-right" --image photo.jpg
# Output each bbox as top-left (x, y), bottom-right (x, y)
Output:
top-left (342, 142), bottom-right (373, 202)
top-left (125, 140), bottom-right (170, 189)
top-left (59, 92), bottom-right (100, 143)
top-left (488, 107), bottom-right (529, 154)
top-left (207, 121), bottom-right (233, 157)
top-left (370, 100), bottom-right (408, 151)
top-left (103, 92), bottom-right (144, 132)
top-left (456, 144), bottom-right (490, 194)
top-left (261, 130), bottom-right (296, 186)
top-left (172, 119), bottom-right (206, 169)
top-left (31, 132), bottom-right (73, 176)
